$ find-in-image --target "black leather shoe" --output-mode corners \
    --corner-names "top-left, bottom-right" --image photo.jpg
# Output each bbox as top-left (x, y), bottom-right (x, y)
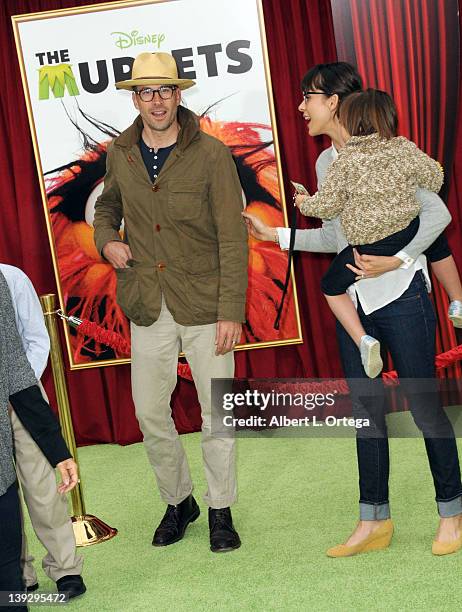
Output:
top-left (26, 583), bottom-right (39, 593)
top-left (56, 575), bottom-right (86, 600)
top-left (152, 494), bottom-right (200, 546)
top-left (209, 507), bottom-right (241, 553)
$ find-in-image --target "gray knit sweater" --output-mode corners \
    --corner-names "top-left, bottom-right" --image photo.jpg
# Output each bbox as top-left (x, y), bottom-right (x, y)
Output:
top-left (0, 271), bottom-right (37, 495)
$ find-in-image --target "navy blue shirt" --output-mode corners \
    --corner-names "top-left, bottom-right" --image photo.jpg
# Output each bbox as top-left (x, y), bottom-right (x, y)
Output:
top-left (139, 138), bottom-right (176, 183)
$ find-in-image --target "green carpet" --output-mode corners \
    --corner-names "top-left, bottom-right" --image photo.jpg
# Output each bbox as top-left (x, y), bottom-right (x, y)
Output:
top-left (24, 416), bottom-right (462, 611)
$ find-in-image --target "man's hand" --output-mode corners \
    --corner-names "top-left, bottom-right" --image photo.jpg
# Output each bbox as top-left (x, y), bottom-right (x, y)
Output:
top-left (215, 321), bottom-right (242, 355)
top-left (102, 241), bottom-right (133, 268)
top-left (56, 458), bottom-right (79, 494)
top-left (346, 248), bottom-right (403, 280)
top-left (242, 212), bottom-right (275, 242)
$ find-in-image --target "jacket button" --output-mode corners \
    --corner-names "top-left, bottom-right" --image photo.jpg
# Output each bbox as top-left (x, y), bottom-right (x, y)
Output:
top-left (157, 262), bottom-right (166, 270)
top-left (155, 224), bottom-right (161, 232)
top-left (152, 184), bottom-right (159, 192)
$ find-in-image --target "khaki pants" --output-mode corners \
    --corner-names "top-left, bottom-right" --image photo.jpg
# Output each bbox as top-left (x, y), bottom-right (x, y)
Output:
top-left (11, 384), bottom-right (83, 585)
top-left (131, 298), bottom-right (236, 509)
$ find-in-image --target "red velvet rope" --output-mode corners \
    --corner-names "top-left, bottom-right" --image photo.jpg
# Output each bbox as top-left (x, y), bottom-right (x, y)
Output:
top-left (177, 343), bottom-right (462, 388)
top-left (74, 318), bottom-right (462, 389)
top-left (435, 344), bottom-right (462, 369)
top-left (382, 344), bottom-right (462, 383)
top-left (77, 319), bottom-right (131, 355)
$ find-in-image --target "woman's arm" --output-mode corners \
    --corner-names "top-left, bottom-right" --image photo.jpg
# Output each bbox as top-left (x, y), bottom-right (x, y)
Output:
top-left (347, 189), bottom-right (452, 277)
top-left (276, 220), bottom-right (339, 252)
top-left (401, 189), bottom-right (451, 260)
top-left (242, 211), bottom-right (338, 253)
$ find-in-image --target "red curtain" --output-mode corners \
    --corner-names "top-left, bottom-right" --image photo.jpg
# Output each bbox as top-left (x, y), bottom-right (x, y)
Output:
top-left (330, 0), bottom-right (462, 377)
top-left (0, 0), bottom-right (339, 445)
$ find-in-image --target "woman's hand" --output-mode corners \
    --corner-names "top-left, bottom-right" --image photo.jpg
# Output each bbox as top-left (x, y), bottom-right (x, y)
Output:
top-left (56, 458), bottom-right (79, 494)
top-left (346, 248), bottom-right (403, 280)
top-left (242, 212), bottom-right (276, 242)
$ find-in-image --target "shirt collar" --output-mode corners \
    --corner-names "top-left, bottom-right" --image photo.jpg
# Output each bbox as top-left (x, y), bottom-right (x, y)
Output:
top-left (331, 143), bottom-right (339, 160)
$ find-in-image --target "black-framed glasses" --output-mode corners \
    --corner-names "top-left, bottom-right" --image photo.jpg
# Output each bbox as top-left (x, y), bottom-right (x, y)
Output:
top-left (135, 85), bottom-right (178, 102)
top-left (302, 90), bottom-right (333, 101)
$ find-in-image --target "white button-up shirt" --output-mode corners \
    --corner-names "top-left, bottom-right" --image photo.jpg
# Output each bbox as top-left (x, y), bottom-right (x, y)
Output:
top-left (0, 264), bottom-right (50, 378)
top-left (278, 145), bottom-right (451, 314)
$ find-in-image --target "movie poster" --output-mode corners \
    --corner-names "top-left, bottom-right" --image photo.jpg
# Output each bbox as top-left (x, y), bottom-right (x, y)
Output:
top-left (13, 0), bottom-right (302, 369)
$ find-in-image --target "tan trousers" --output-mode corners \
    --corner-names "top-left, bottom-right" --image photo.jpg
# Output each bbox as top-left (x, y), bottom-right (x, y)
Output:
top-left (11, 384), bottom-right (83, 585)
top-left (131, 298), bottom-right (236, 509)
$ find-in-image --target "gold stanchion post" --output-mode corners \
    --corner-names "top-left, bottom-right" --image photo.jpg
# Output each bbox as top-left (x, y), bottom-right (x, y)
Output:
top-left (40, 293), bottom-right (117, 547)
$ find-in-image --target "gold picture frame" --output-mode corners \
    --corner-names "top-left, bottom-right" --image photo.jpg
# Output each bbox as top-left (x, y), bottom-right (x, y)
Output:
top-left (12, 0), bottom-right (303, 369)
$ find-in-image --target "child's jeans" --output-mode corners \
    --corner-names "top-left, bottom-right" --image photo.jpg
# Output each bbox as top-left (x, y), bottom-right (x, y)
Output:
top-left (322, 217), bottom-right (420, 296)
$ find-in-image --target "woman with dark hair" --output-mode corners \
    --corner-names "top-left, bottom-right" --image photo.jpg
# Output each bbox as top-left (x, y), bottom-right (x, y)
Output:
top-left (295, 88), bottom-right (443, 378)
top-left (0, 270), bottom-right (78, 605)
top-left (243, 62), bottom-right (462, 557)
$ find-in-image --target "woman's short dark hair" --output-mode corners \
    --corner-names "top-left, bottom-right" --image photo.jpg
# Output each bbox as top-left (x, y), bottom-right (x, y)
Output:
top-left (339, 88), bottom-right (398, 139)
top-left (301, 62), bottom-right (363, 103)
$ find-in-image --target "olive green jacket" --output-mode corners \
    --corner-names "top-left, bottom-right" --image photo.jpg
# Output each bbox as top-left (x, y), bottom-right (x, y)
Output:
top-left (93, 106), bottom-right (248, 326)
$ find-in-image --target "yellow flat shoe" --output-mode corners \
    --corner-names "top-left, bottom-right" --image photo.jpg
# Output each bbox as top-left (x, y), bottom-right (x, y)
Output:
top-left (326, 519), bottom-right (394, 558)
top-left (432, 533), bottom-right (462, 556)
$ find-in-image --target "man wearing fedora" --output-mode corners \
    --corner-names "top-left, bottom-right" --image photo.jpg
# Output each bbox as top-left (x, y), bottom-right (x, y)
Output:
top-left (94, 52), bottom-right (248, 552)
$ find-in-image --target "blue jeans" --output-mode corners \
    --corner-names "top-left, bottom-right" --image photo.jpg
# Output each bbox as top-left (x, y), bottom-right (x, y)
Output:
top-left (337, 271), bottom-right (462, 520)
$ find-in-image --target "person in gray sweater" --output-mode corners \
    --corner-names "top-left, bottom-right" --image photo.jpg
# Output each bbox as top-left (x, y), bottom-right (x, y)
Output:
top-left (0, 271), bottom-right (78, 606)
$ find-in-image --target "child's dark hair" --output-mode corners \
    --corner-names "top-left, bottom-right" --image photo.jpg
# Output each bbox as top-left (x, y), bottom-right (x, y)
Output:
top-left (339, 88), bottom-right (398, 139)
top-left (301, 62), bottom-right (363, 109)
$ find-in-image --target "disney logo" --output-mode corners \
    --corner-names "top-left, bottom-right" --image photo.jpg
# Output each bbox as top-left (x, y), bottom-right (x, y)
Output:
top-left (111, 30), bottom-right (166, 50)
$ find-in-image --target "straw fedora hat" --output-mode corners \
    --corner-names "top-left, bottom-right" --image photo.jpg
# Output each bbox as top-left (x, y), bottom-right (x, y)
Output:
top-left (115, 52), bottom-right (196, 91)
